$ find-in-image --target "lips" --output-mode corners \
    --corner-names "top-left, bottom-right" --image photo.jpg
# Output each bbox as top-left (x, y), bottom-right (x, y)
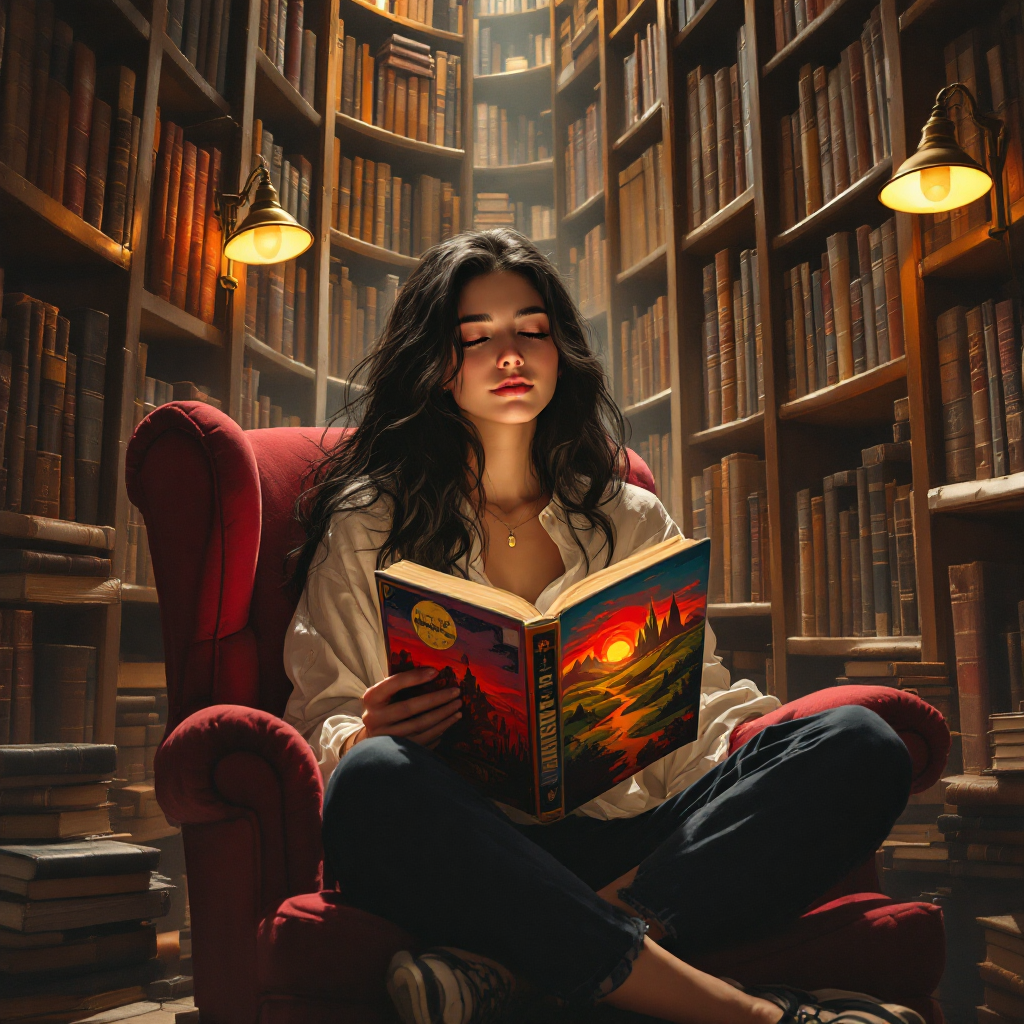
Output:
top-left (492, 378), bottom-right (533, 394)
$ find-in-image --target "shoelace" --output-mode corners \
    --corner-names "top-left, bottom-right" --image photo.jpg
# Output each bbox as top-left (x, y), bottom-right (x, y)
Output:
top-left (429, 950), bottom-right (514, 1024)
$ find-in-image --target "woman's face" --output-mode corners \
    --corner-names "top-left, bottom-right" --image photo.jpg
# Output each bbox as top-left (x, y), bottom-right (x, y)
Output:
top-left (448, 270), bottom-right (560, 426)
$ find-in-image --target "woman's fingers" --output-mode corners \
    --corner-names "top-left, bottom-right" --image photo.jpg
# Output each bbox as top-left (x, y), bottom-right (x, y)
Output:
top-left (364, 666), bottom-right (439, 706)
top-left (367, 696), bottom-right (461, 738)
top-left (365, 686), bottom-right (460, 728)
top-left (415, 708), bottom-right (463, 748)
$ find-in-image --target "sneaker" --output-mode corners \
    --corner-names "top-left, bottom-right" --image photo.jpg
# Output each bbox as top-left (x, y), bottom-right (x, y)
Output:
top-left (386, 946), bottom-right (517, 1024)
top-left (743, 983), bottom-right (926, 1024)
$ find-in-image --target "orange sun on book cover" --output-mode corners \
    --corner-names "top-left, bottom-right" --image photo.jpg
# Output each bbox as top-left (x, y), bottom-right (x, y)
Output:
top-left (376, 535), bottom-right (711, 820)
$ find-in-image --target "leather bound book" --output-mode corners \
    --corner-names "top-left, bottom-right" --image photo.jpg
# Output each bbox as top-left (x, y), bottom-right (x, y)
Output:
top-left (788, 268), bottom-right (807, 396)
top-left (893, 494), bottom-right (918, 636)
top-left (59, 353), bottom-right (75, 521)
top-left (847, 40), bottom-right (872, 179)
top-left (0, 838), bottom-right (152, 882)
top-left (185, 0), bottom-right (204, 65)
top-left (839, 507), bottom-right (853, 635)
top-left (20, 299), bottom-right (47, 516)
top-left (338, 155), bottom-right (352, 235)
top-left (811, 268), bottom-right (826, 391)
top-left (748, 492), bottom-right (762, 602)
top-left (800, 262), bottom-right (817, 391)
top-left (82, 98), bottom-right (111, 229)
top-left (691, 476), bottom-right (707, 539)
top-left (791, 112), bottom-right (805, 224)
top-left (198, 147), bottom-right (222, 325)
top-left (714, 68), bottom-right (733, 210)
top-left (797, 63), bottom-right (822, 216)
top-left (282, 259), bottom-right (296, 358)
top-left (860, 27), bottom-right (883, 168)
top-left (361, 42), bottom-right (374, 123)
top-left (823, 474), bottom-right (841, 636)
top-left (66, 309), bottom-right (109, 525)
top-left (33, 646), bottom-right (95, 745)
top-left (981, 300), bottom-right (1008, 477)
top-left (157, 125), bottom-right (185, 302)
top-left (62, 41), bottom-right (96, 216)
top-left (812, 494), bottom-right (828, 637)
top-left (147, 120), bottom-right (176, 295)
top-left (730, 63), bottom-right (744, 197)
top-left (0, 351), bottom-right (12, 509)
top-left (838, 47), bottom-right (859, 184)
top-left (301, 29), bottom-right (316, 105)
top-left (869, 225), bottom-right (889, 363)
top-left (99, 66), bottom-right (136, 244)
top-left (350, 155), bottom-right (364, 240)
top-left (285, 0), bottom-right (304, 88)
top-left (9, 609), bottom-right (33, 744)
top-left (375, 162), bottom-right (389, 247)
top-left (295, 266), bottom-right (308, 365)
top-left (267, 261), bottom-right (285, 352)
top-left (826, 66), bottom-right (849, 195)
top-left (298, 154), bottom-right (311, 228)
top-left (0, 0), bottom-right (35, 177)
top-left (880, 219), bottom-right (904, 358)
top-left (0, 876), bottom-right (171, 932)
top-left (245, 267), bottom-right (259, 337)
top-left (797, 488), bottom-right (815, 636)
top-left (779, 115), bottom-right (795, 230)
top-left (25, 0), bottom-right (54, 187)
top-left (783, 270), bottom-right (797, 399)
top-left (995, 298), bottom-right (1024, 474)
top-left (850, 277), bottom-right (866, 375)
top-left (38, 77), bottom-right (71, 203)
top-left (703, 464), bottom-right (724, 604)
top-left (2, 297), bottom-right (31, 514)
top-left (204, 0), bottom-right (226, 87)
top-left (966, 304), bottom-right (994, 480)
top-left (0, 613), bottom-right (11, 745)
top-left (362, 159), bottom-right (376, 242)
top-left (868, 8), bottom-right (890, 158)
top-left (826, 231), bottom-right (853, 380)
top-left (866, 461), bottom-right (893, 636)
top-left (197, 0), bottom-right (214, 77)
top-left (812, 66), bottom-right (833, 204)
top-left (170, 140), bottom-right (197, 308)
top-left (686, 68), bottom-right (702, 229)
top-left (726, 453), bottom-right (763, 603)
top-left (184, 147), bottom-right (210, 317)
top-left (342, 34), bottom-right (356, 118)
top-left (849, 509), bottom-right (862, 635)
top-left (255, 265), bottom-right (270, 342)
top-left (697, 73), bottom-right (718, 221)
top-left (938, 307), bottom-right (975, 483)
top-left (855, 466), bottom-right (875, 636)
top-left (715, 250), bottom-right (736, 422)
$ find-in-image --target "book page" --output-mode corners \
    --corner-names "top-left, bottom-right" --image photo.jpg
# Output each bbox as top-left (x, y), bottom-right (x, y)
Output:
top-left (556, 538), bottom-right (711, 811)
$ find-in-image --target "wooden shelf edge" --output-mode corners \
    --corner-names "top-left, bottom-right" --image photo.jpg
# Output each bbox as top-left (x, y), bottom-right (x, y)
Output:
top-left (674, 0), bottom-right (729, 49)
top-left (244, 335), bottom-right (317, 380)
top-left (255, 49), bottom-right (322, 128)
top-left (786, 635), bottom-right (923, 658)
top-left (473, 159), bottom-right (555, 173)
top-left (0, 511), bottom-right (115, 551)
top-left (161, 32), bottom-right (232, 116)
top-left (708, 602), bottom-right (772, 619)
top-left (110, 0), bottom-right (151, 39)
top-left (556, 46), bottom-right (600, 94)
top-left (609, 0), bottom-right (655, 44)
top-left (612, 100), bottom-right (662, 153)
top-left (772, 159), bottom-right (892, 251)
top-left (562, 190), bottom-right (604, 228)
top-left (681, 187), bottom-right (755, 253)
top-left (689, 411), bottom-right (765, 447)
top-left (330, 228), bottom-right (420, 268)
top-left (623, 387), bottom-right (671, 417)
top-left (778, 356), bottom-right (907, 424)
top-left (349, 0), bottom-right (465, 43)
top-left (335, 112), bottom-right (464, 160)
top-left (473, 63), bottom-right (553, 85)
top-left (762, 0), bottom-right (861, 78)
top-left (122, 584), bottom-right (160, 604)
top-left (140, 290), bottom-right (225, 347)
top-left (928, 473), bottom-right (1024, 515)
top-left (616, 242), bottom-right (667, 284)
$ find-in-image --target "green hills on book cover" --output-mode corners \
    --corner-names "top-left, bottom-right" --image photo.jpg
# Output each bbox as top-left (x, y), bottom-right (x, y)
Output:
top-left (375, 534), bottom-right (711, 820)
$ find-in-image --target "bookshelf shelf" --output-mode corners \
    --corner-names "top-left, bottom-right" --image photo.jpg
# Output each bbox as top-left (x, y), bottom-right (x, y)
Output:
top-left (772, 159), bottom-right (893, 253)
top-left (928, 474), bottom-right (1024, 516)
top-left (680, 187), bottom-right (755, 257)
top-left (708, 602), bottom-right (772, 619)
top-left (612, 100), bottom-right (662, 158)
top-left (609, 0), bottom-right (656, 45)
top-left (777, 356), bottom-right (907, 427)
top-left (616, 242), bottom-right (667, 285)
top-left (476, 4), bottom-right (552, 21)
top-left (761, 0), bottom-right (876, 82)
top-left (347, 0), bottom-right (465, 44)
top-left (330, 229), bottom-right (421, 269)
top-left (570, 18), bottom-right (600, 53)
top-left (562, 190), bottom-right (604, 230)
top-left (0, 163), bottom-right (132, 273)
top-left (122, 585), bottom-right (160, 604)
top-left (327, 375), bottom-right (368, 392)
top-left (140, 291), bottom-right (225, 349)
top-left (244, 335), bottom-right (317, 382)
top-left (96, 0), bottom-right (152, 42)
top-left (556, 45), bottom-right (600, 98)
top-left (255, 49), bottom-right (322, 133)
top-left (899, 0), bottom-right (975, 37)
top-left (473, 159), bottom-right (556, 185)
top-left (622, 387), bottom-right (671, 419)
top-left (160, 33), bottom-right (232, 120)
top-left (786, 635), bottom-right (923, 659)
top-left (334, 112), bottom-right (465, 163)
top-left (472, 63), bottom-right (554, 89)
top-left (689, 412), bottom-right (765, 452)
top-left (0, 575), bottom-right (121, 605)
top-left (0, 512), bottom-right (115, 552)
top-left (674, 0), bottom-right (744, 53)
top-left (917, 198), bottom-right (1024, 279)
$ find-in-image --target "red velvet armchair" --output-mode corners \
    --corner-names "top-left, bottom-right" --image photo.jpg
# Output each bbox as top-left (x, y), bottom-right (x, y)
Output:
top-left (125, 402), bottom-right (950, 1024)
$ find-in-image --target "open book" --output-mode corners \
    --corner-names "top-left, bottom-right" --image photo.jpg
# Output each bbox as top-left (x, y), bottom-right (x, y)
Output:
top-left (375, 534), bottom-right (711, 820)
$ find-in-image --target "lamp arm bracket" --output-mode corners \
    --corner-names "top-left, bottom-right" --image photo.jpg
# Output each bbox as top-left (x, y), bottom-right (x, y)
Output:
top-left (938, 83), bottom-right (1008, 168)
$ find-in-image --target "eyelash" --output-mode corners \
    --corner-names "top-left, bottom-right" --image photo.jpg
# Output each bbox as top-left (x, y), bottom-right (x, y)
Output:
top-left (462, 330), bottom-right (549, 347)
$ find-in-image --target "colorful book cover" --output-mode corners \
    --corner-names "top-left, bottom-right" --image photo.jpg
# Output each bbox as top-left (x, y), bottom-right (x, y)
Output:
top-left (377, 535), bottom-right (710, 819)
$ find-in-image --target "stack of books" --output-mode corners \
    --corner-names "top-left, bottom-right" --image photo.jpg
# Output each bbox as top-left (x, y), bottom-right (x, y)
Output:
top-left (473, 26), bottom-right (550, 75)
top-left (110, 694), bottom-right (165, 802)
top-left (795, 430), bottom-right (920, 640)
top-left (258, 0), bottom-right (317, 105)
top-left (146, 119), bottom-right (224, 326)
top-left (690, 454), bottom-right (770, 605)
top-left (238, 366), bottom-right (302, 431)
top-left (770, 0), bottom-right (836, 53)
top-left (683, 26), bottom-right (755, 231)
top-left (167, 0), bottom-right (235, 98)
top-left (777, 7), bottom-right (890, 231)
top-left (472, 193), bottom-right (551, 242)
top-left (327, 262), bottom-right (400, 383)
top-left (936, 300), bottom-right (1024, 485)
top-left (618, 295), bottom-right (670, 409)
top-left (617, 142), bottom-right (665, 273)
top-left (0, 6), bottom-right (141, 247)
top-left (475, 105), bottom-right (550, 167)
top-left (622, 23), bottom-right (662, 133)
top-left (556, 0), bottom-right (597, 85)
top-left (0, 294), bottom-right (111, 525)
top-left (566, 224), bottom-right (607, 317)
top-left (976, 914), bottom-right (1024, 1024)
top-left (992, 713), bottom-right (1024, 771)
top-left (700, 248), bottom-right (764, 428)
top-left (782, 222), bottom-right (904, 400)
top-left (564, 103), bottom-right (603, 212)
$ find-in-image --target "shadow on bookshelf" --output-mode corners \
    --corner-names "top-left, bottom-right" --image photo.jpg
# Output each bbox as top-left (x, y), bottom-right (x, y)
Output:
top-left (140, 290), bottom-right (225, 349)
top-left (778, 356), bottom-right (907, 427)
top-left (689, 411), bottom-right (765, 452)
top-left (255, 49), bottom-right (321, 135)
top-left (623, 387), bottom-right (671, 419)
top-left (160, 31), bottom-right (231, 122)
top-left (557, 45), bottom-right (600, 98)
top-left (612, 99), bottom-right (662, 159)
top-left (918, 197), bottom-right (1024, 279)
top-left (899, 0), bottom-right (978, 38)
top-left (609, 0), bottom-right (656, 44)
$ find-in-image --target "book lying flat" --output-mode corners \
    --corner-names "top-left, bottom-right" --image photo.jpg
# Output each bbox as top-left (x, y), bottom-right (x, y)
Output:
top-left (376, 534), bottom-right (711, 820)
top-left (0, 783), bottom-right (111, 810)
top-left (0, 869), bottom-right (153, 900)
top-left (0, 745), bottom-right (117, 780)
top-left (0, 876), bottom-right (172, 932)
top-left (0, 805), bottom-right (113, 840)
top-left (0, 840), bottom-right (161, 881)
top-left (0, 923), bottom-right (156, 976)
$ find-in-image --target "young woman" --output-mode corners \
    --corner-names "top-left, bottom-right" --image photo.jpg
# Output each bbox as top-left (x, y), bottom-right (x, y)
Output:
top-left (284, 230), bottom-right (919, 1024)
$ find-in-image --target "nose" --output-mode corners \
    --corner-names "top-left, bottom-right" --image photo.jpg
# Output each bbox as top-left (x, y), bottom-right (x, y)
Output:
top-left (498, 343), bottom-right (524, 368)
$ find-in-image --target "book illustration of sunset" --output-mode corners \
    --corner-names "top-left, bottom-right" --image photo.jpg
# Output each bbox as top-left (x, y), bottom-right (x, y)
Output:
top-left (557, 547), bottom-right (709, 808)
top-left (379, 583), bottom-right (532, 805)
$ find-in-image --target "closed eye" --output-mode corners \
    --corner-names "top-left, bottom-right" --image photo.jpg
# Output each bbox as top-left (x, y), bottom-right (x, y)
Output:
top-left (519, 331), bottom-right (549, 338)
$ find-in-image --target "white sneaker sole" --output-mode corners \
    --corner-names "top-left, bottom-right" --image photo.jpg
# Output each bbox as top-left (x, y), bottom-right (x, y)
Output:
top-left (387, 951), bottom-right (434, 1024)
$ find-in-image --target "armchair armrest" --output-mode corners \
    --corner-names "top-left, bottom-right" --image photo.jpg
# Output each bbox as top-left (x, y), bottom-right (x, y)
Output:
top-left (728, 685), bottom-right (951, 794)
top-left (155, 705), bottom-right (325, 1024)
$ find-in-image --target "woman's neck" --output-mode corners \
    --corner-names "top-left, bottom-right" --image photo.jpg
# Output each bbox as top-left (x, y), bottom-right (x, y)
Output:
top-left (467, 415), bottom-right (544, 511)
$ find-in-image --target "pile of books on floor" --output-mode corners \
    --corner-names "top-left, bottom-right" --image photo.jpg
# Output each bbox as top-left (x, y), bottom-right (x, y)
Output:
top-left (976, 913), bottom-right (1024, 1024)
top-left (108, 694), bottom-right (167, 835)
top-left (992, 713), bottom-right (1024, 771)
top-left (0, 743), bottom-right (172, 1021)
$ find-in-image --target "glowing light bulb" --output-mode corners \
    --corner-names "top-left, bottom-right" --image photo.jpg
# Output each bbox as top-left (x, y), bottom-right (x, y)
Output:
top-left (253, 224), bottom-right (284, 260)
top-left (919, 164), bottom-right (951, 204)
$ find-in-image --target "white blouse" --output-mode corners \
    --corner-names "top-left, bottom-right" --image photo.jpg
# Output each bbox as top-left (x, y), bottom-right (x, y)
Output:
top-left (282, 479), bottom-right (780, 823)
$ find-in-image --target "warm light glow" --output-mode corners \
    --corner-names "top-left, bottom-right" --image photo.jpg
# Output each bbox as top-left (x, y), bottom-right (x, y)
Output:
top-left (253, 224), bottom-right (284, 260)
top-left (223, 221), bottom-right (313, 264)
top-left (605, 640), bottom-right (632, 663)
top-left (879, 163), bottom-right (993, 214)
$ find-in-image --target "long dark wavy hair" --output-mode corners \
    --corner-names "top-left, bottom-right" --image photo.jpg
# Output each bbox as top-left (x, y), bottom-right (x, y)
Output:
top-left (290, 228), bottom-right (628, 591)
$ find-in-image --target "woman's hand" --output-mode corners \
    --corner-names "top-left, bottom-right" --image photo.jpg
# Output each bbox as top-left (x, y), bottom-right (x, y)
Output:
top-left (355, 667), bottom-right (462, 750)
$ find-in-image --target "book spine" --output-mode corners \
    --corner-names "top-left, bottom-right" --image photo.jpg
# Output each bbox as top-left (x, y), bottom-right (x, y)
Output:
top-left (0, 0), bottom-right (35, 177)
top-left (3, 298), bottom-right (31, 513)
top-left (10, 609), bottom-right (33, 744)
top-left (981, 300), bottom-right (1007, 477)
top-left (826, 67), bottom-right (848, 194)
top-left (856, 224), bottom-right (878, 369)
top-left (60, 352), bottom-right (77, 521)
top-left (26, 4), bottom-right (55, 187)
top-left (881, 218), bottom-right (904, 358)
top-left (823, 476), bottom-right (840, 636)
top-left (855, 467), bottom-right (875, 635)
top-left (938, 305), bottom-right (974, 483)
top-left (866, 462), bottom-right (892, 637)
top-left (83, 98), bottom-right (111, 229)
top-left (716, 250), bottom-right (735, 422)
top-left (185, 147), bottom-right (210, 317)
top-left (797, 488), bottom-right (814, 635)
top-left (198, 148), bottom-right (223, 325)
top-left (893, 493), bottom-right (918, 636)
top-left (528, 624), bottom-right (563, 821)
top-left (826, 231), bottom-right (853, 380)
top-left (948, 562), bottom-right (991, 773)
top-left (839, 507), bottom-right (853, 635)
top-left (812, 494), bottom-right (828, 636)
top-left (996, 298), bottom-right (1024, 473)
top-left (797, 63), bottom-right (822, 216)
top-left (967, 304), bottom-right (994, 480)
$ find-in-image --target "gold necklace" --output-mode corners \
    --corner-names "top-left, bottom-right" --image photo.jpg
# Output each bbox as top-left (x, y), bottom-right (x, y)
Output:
top-left (485, 500), bottom-right (541, 548)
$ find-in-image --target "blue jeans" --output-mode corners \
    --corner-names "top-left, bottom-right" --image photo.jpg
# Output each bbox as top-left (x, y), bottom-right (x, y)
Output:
top-left (322, 704), bottom-right (912, 1006)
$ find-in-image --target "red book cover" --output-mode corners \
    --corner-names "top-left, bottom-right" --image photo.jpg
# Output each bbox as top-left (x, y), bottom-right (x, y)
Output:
top-left (376, 535), bottom-right (710, 819)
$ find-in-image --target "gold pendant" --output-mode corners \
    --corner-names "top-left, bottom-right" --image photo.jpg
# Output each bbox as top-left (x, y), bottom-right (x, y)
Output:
top-left (508, 533), bottom-right (516, 548)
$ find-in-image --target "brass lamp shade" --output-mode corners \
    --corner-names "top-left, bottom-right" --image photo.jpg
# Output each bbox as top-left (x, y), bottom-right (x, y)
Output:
top-left (222, 178), bottom-right (314, 264)
top-left (879, 108), bottom-right (993, 214)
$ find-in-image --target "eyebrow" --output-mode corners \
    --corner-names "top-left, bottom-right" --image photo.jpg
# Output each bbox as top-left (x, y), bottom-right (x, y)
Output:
top-left (457, 305), bottom-right (548, 324)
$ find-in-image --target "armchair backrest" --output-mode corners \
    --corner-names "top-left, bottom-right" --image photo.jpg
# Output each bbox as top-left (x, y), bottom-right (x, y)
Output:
top-left (125, 402), bottom-right (656, 733)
